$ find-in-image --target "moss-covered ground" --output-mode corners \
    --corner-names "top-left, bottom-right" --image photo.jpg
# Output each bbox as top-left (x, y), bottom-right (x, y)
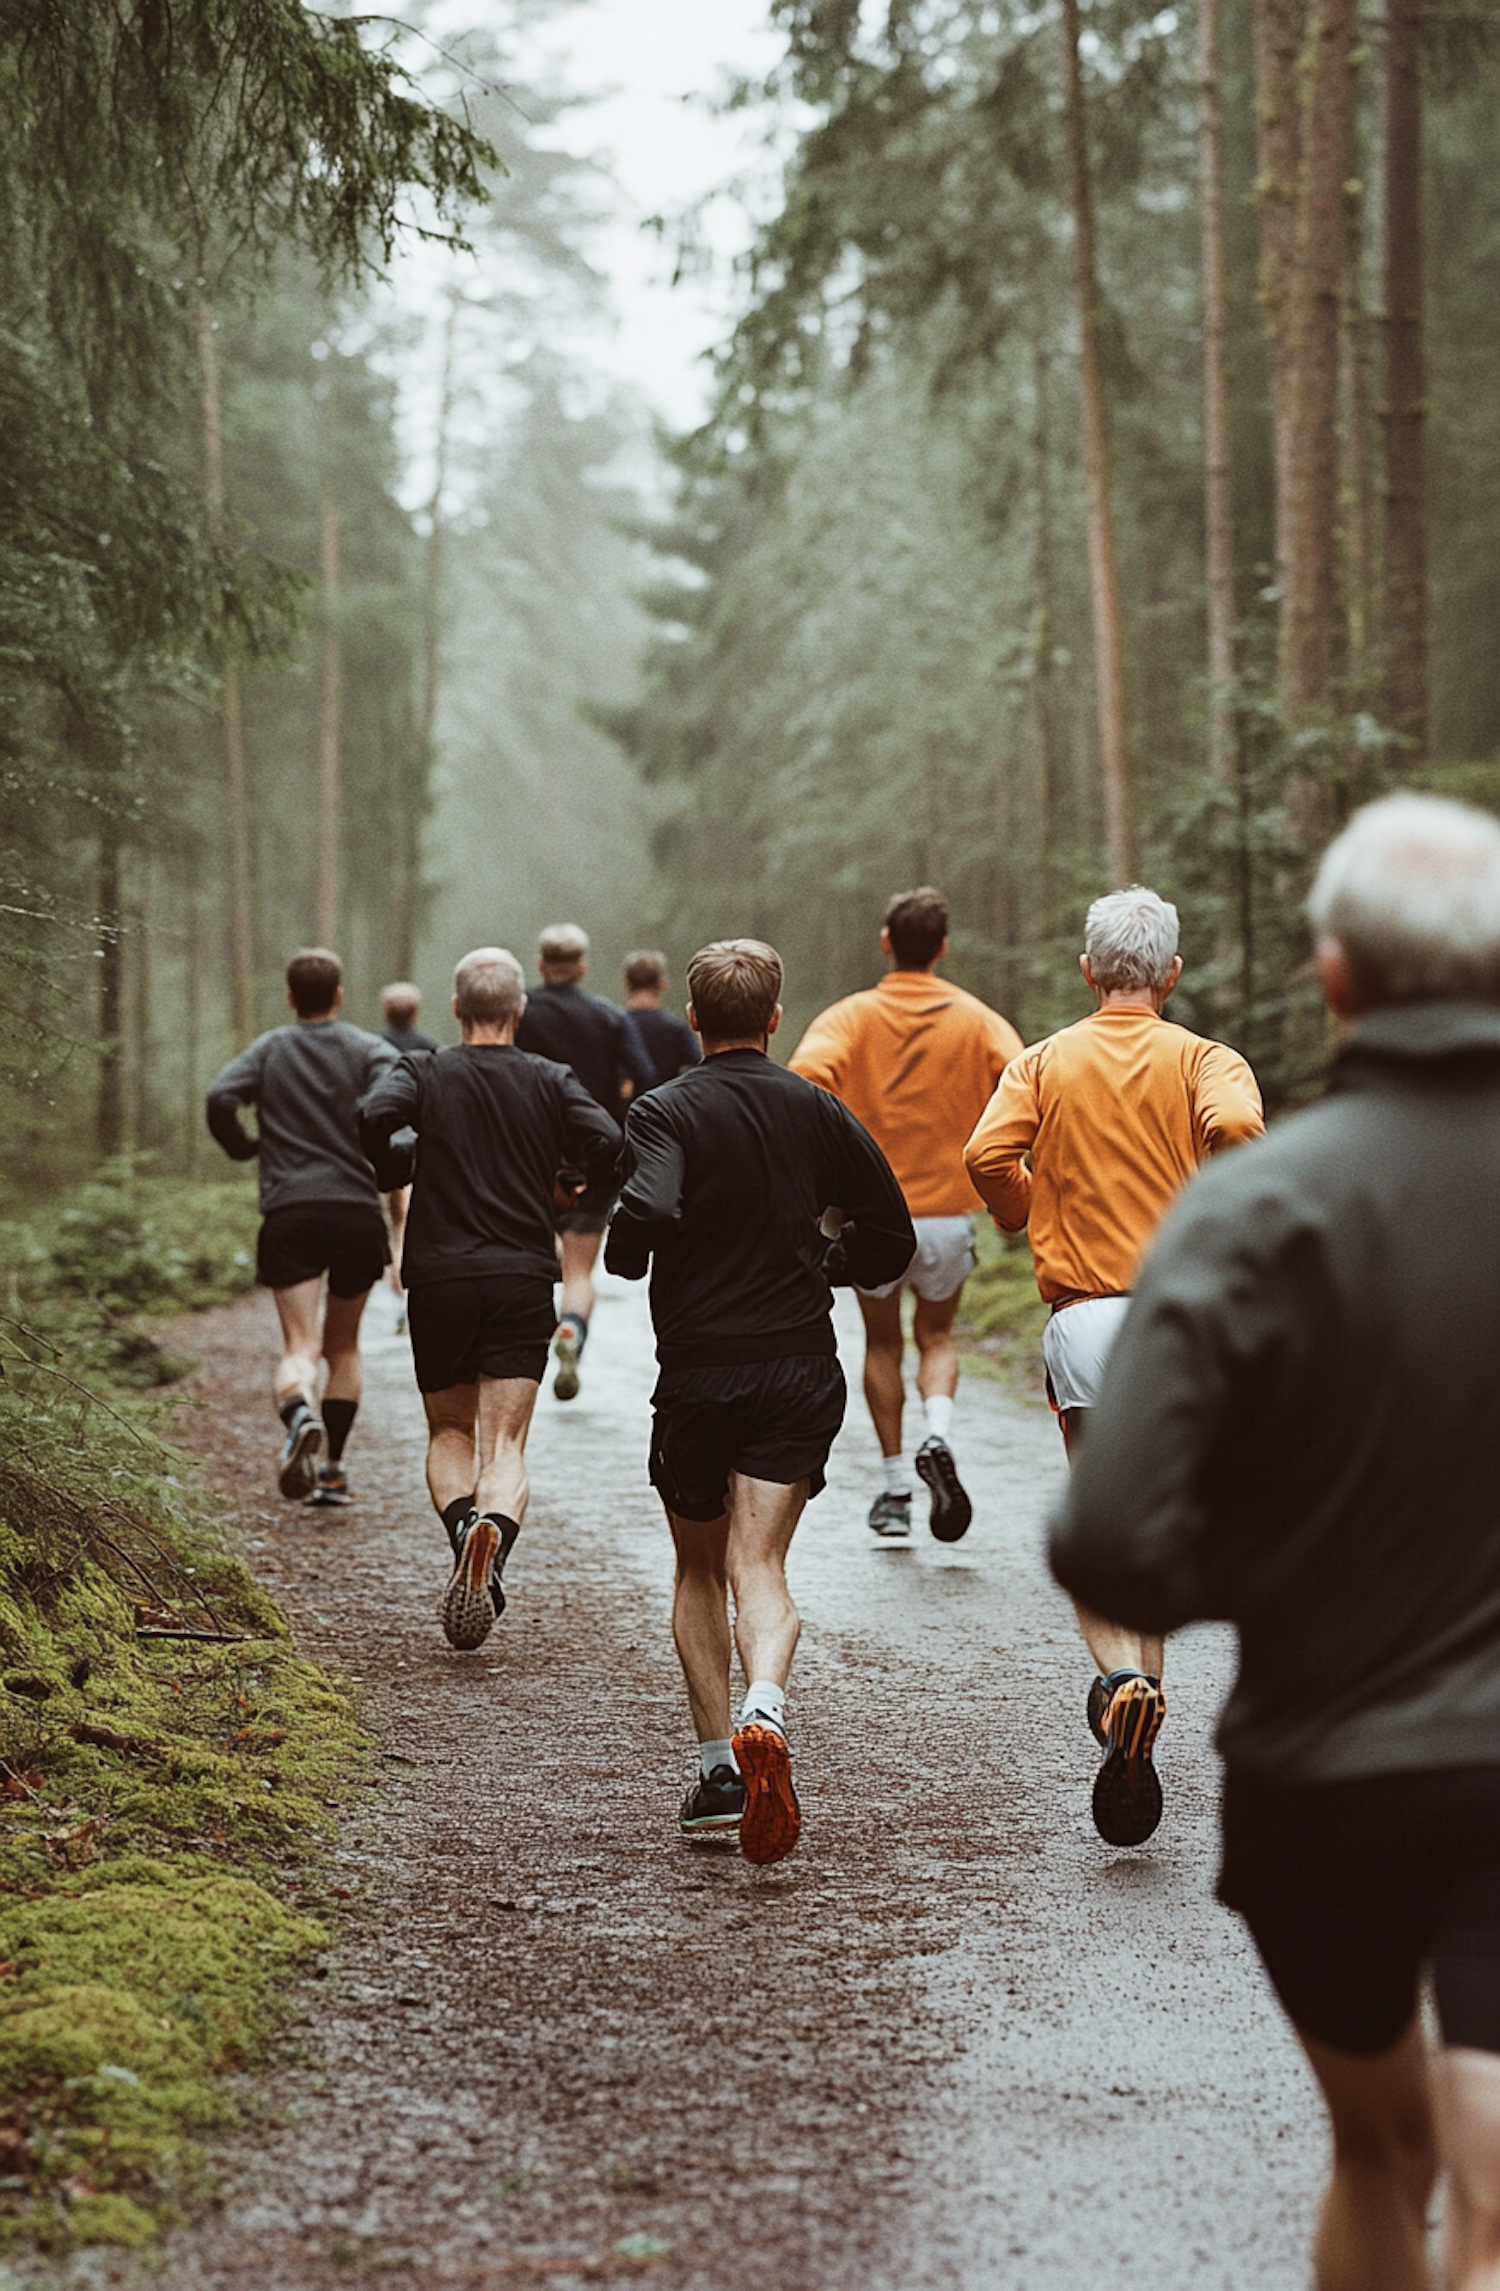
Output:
top-left (0, 1168), bottom-right (370, 2249)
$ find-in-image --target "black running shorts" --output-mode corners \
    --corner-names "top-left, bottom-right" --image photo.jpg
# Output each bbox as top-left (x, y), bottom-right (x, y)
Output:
top-left (649, 1354), bottom-right (847, 1523)
top-left (256, 1202), bottom-right (388, 1298)
top-left (407, 1276), bottom-right (556, 1393)
top-left (1220, 1763), bottom-right (1500, 2056)
top-left (557, 1175), bottom-right (616, 1237)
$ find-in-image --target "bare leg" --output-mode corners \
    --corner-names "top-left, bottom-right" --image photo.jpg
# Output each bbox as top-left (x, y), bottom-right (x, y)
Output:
top-left (321, 1287), bottom-right (370, 1407)
top-left (424, 1384), bottom-right (480, 1514)
top-left (856, 1290), bottom-right (906, 1457)
top-left (272, 1279), bottom-right (325, 1411)
top-left (473, 1375), bottom-right (540, 1522)
top-left (559, 1229), bottom-right (603, 1326)
top-left (912, 1288), bottom-right (962, 1403)
top-left (667, 1510), bottom-right (733, 1742)
top-left (725, 1472), bottom-right (807, 1690)
top-left (1296, 2018), bottom-right (1436, 2291)
top-left (1438, 2046), bottom-right (1500, 2288)
top-left (1061, 1409), bottom-right (1165, 1679)
top-left (384, 1187), bottom-right (410, 1294)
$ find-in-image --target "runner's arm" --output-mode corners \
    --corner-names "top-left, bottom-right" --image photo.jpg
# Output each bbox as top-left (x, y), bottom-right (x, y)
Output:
top-left (617, 1009), bottom-right (657, 1097)
top-left (204, 1037), bottom-right (268, 1161)
top-left (604, 1097), bottom-right (685, 1280)
top-left (357, 1058), bottom-right (421, 1189)
top-left (559, 1071), bottom-right (622, 1188)
top-left (818, 1103), bottom-right (917, 1291)
top-left (1194, 1043), bottom-right (1266, 1157)
top-left (963, 1053), bottom-right (1040, 1228)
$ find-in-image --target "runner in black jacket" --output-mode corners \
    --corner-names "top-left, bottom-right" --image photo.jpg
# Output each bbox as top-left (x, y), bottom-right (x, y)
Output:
top-left (207, 946), bottom-right (397, 1508)
top-left (606, 938), bottom-right (913, 1863)
top-left (360, 947), bottom-right (619, 1651)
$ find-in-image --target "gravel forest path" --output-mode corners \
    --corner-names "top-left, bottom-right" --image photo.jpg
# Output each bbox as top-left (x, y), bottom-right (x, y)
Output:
top-left (79, 1274), bottom-right (1323, 2290)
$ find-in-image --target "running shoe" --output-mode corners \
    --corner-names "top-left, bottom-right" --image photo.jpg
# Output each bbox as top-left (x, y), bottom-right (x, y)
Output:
top-left (868, 1490), bottom-right (913, 1539)
top-left (679, 1764), bottom-right (746, 1840)
top-left (310, 1462), bottom-right (351, 1508)
top-left (440, 1513), bottom-right (520, 1650)
top-left (732, 1718), bottom-right (801, 1865)
top-left (552, 1319), bottom-right (582, 1403)
top-left (1092, 1671), bottom-right (1167, 1848)
top-left (1086, 1672), bottom-right (1111, 1746)
top-left (278, 1406), bottom-right (323, 1500)
top-left (915, 1435), bottom-right (972, 1543)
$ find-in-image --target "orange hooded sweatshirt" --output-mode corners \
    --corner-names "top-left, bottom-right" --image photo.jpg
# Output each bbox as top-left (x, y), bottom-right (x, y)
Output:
top-left (790, 971), bottom-right (1023, 1217)
top-left (962, 1005), bottom-right (1264, 1301)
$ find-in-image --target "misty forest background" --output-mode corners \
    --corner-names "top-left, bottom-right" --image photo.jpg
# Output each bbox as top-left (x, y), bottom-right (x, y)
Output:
top-left (5, 0), bottom-right (1498, 1201)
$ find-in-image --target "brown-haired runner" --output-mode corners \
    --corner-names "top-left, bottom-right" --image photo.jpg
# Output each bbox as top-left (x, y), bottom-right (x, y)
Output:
top-left (605, 938), bottom-right (914, 1862)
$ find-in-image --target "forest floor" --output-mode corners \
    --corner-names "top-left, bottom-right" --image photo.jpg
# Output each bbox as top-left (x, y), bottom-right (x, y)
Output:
top-left (32, 1273), bottom-right (1326, 2291)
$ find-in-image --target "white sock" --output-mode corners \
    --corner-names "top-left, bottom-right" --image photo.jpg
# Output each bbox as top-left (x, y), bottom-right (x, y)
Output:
top-left (881, 1453), bottom-right (911, 1496)
top-left (739, 1680), bottom-right (786, 1733)
top-left (924, 1394), bottom-right (955, 1444)
top-left (700, 1737), bottom-right (738, 1778)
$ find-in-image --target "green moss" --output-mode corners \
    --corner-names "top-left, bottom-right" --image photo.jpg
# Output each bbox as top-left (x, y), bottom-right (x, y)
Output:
top-left (0, 1171), bottom-right (371, 2249)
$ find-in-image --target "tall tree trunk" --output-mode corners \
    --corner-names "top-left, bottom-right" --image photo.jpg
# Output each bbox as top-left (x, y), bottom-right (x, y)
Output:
top-left (1279, 0), bottom-right (1357, 721)
top-left (317, 477), bottom-right (342, 947)
top-left (197, 302), bottom-right (254, 1040)
top-left (1028, 332), bottom-right (1058, 939)
top-left (127, 868), bottom-right (150, 1153)
top-left (1198, 0), bottom-right (1238, 782)
top-left (397, 290), bottom-right (462, 978)
top-left (184, 875), bottom-right (200, 1175)
top-left (1252, 0), bottom-right (1303, 565)
top-left (1060, 0), bottom-right (1133, 885)
top-left (1382, 0), bottom-right (1427, 753)
top-left (97, 832), bottom-right (124, 1159)
top-left (1340, 150), bottom-right (1376, 696)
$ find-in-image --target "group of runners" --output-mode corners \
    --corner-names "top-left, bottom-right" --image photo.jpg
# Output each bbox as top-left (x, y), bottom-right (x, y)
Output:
top-left (207, 796), bottom-right (1500, 2285)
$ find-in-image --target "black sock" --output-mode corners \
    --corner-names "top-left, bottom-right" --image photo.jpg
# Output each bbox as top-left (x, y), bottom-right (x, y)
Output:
top-left (441, 1494), bottom-right (477, 1542)
top-left (323, 1398), bottom-right (358, 1462)
top-left (278, 1393), bottom-right (312, 1429)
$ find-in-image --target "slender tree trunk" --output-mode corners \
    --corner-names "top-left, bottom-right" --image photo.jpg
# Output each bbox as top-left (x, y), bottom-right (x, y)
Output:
top-left (1198, 0), bottom-right (1238, 782)
top-left (1252, 0), bottom-right (1303, 536)
top-left (317, 477), bottom-right (342, 947)
top-left (1340, 149), bottom-right (1376, 696)
top-left (97, 832), bottom-right (124, 1159)
top-left (1060, 0), bottom-right (1133, 885)
top-left (184, 875), bottom-right (200, 1176)
top-left (197, 302), bottom-right (254, 1039)
top-left (397, 290), bottom-right (462, 977)
top-left (1028, 332), bottom-right (1059, 954)
top-left (1279, 0), bottom-right (1357, 720)
top-left (1382, 0), bottom-right (1427, 753)
top-left (127, 868), bottom-right (150, 1153)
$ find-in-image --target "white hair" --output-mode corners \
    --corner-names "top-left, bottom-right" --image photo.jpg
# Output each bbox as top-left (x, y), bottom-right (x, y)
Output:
top-left (1307, 792), bottom-right (1500, 1007)
top-left (453, 946), bottom-right (525, 1025)
top-left (1084, 886), bottom-right (1180, 994)
top-left (538, 922), bottom-right (589, 970)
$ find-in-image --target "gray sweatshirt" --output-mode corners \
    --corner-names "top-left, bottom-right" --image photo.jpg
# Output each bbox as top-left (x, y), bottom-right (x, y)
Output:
top-left (206, 1020), bottom-right (397, 1214)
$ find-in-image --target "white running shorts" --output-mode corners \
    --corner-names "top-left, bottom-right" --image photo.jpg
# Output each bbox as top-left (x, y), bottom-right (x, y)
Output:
top-left (859, 1214), bottom-right (977, 1303)
top-left (1041, 1294), bottom-right (1133, 1413)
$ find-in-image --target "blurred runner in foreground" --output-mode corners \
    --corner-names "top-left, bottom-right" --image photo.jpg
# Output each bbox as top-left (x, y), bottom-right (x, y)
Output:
top-left (359, 948), bottom-right (618, 1649)
top-left (606, 939), bottom-right (913, 1861)
top-left (1052, 795), bottom-right (1500, 2291)
top-left (377, 980), bottom-right (439, 1327)
top-left (206, 947), bottom-right (397, 1508)
top-left (622, 949), bottom-right (700, 1089)
top-left (965, 888), bottom-right (1262, 1845)
top-left (790, 886), bottom-right (1020, 1543)
top-left (515, 923), bottom-right (653, 1402)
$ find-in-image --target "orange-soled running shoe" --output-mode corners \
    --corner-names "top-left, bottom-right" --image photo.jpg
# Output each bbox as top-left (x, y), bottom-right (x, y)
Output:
top-left (439, 1513), bottom-right (518, 1650)
top-left (732, 1719), bottom-right (801, 1865)
top-left (1092, 1671), bottom-right (1167, 1848)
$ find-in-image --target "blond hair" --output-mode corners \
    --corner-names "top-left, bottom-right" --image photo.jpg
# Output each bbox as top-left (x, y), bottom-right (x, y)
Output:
top-left (686, 939), bottom-right (783, 1041)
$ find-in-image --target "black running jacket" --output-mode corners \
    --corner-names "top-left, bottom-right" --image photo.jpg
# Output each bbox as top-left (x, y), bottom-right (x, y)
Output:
top-left (604, 1047), bottom-right (915, 1367)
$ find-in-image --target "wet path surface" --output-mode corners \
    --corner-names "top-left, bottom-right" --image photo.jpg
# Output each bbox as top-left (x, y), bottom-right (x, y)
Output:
top-left (96, 1275), bottom-right (1321, 2287)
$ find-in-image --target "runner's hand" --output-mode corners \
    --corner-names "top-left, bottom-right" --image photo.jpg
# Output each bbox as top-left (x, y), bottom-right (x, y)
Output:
top-left (553, 1167), bottom-right (588, 1211)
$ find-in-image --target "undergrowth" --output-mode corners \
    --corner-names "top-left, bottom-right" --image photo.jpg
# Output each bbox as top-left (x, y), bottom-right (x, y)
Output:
top-left (0, 1167), bottom-right (368, 2249)
top-left (954, 1220), bottom-right (1049, 1402)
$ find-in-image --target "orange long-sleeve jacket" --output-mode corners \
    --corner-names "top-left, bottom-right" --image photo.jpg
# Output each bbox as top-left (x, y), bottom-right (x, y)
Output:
top-left (962, 1004), bottom-right (1264, 1301)
top-left (790, 970), bottom-right (1023, 1217)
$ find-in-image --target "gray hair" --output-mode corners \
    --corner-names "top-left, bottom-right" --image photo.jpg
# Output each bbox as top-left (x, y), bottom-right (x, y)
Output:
top-left (538, 922), bottom-right (589, 971)
top-left (1084, 886), bottom-right (1181, 993)
top-left (453, 946), bottom-right (525, 1025)
top-left (1307, 792), bottom-right (1500, 1007)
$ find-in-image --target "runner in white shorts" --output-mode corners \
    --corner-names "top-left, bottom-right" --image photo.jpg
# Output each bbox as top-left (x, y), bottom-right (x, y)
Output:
top-left (966, 887), bottom-right (1262, 1845)
top-left (791, 888), bottom-right (1021, 1543)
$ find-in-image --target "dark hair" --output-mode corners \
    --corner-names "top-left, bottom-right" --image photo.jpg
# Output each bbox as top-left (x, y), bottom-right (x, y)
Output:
top-left (883, 886), bottom-right (949, 968)
top-left (686, 939), bottom-right (782, 1040)
top-left (624, 949), bottom-right (667, 993)
top-left (287, 947), bottom-right (343, 1017)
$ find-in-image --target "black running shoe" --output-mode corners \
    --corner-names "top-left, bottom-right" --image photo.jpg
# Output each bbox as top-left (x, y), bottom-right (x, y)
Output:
top-left (310, 1462), bottom-right (351, 1508)
top-left (1092, 1672), bottom-right (1167, 1848)
top-left (440, 1513), bottom-right (520, 1650)
top-left (915, 1436), bottom-right (972, 1542)
top-left (278, 1407), bottom-right (322, 1500)
top-left (679, 1764), bottom-right (745, 1840)
top-left (868, 1490), bottom-right (913, 1539)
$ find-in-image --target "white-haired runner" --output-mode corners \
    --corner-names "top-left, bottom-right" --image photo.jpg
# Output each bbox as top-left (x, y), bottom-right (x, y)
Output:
top-left (359, 948), bottom-right (620, 1649)
top-left (963, 886), bottom-right (1264, 1846)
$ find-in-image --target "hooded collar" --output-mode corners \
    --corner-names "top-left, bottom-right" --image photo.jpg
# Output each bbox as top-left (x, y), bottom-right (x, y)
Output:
top-left (1335, 1001), bottom-right (1500, 1080)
